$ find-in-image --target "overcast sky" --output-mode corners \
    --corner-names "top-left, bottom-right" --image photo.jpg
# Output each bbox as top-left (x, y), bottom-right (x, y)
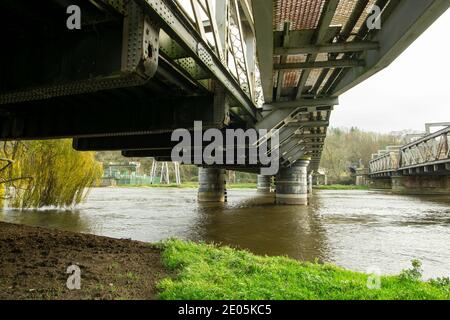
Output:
top-left (330, 10), bottom-right (450, 133)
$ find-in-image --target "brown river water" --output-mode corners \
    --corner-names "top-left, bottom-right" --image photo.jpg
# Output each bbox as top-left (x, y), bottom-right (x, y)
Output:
top-left (1, 188), bottom-right (449, 279)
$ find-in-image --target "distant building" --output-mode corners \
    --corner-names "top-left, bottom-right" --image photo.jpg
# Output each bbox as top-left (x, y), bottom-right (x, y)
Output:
top-left (101, 162), bottom-right (149, 186)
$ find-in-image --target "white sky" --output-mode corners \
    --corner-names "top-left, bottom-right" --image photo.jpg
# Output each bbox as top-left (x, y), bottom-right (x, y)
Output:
top-left (330, 10), bottom-right (450, 133)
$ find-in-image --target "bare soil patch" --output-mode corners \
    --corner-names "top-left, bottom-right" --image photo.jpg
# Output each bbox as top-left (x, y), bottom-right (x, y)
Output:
top-left (0, 222), bottom-right (167, 300)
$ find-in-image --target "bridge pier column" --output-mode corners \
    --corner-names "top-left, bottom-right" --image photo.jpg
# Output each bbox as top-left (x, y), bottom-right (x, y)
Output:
top-left (392, 175), bottom-right (450, 195)
top-left (257, 175), bottom-right (273, 194)
top-left (198, 168), bottom-right (227, 202)
top-left (276, 160), bottom-right (310, 205)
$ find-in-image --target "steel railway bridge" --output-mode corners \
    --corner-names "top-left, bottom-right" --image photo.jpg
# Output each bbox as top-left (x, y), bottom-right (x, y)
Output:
top-left (369, 124), bottom-right (450, 194)
top-left (0, 0), bottom-right (448, 204)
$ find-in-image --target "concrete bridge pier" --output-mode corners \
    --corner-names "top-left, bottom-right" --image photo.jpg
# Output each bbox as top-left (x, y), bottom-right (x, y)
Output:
top-left (257, 175), bottom-right (273, 194)
top-left (276, 160), bottom-right (310, 205)
top-left (198, 168), bottom-right (227, 202)
top-left (369, 178), bottom-right (392, 190)
top-left (392, 175), bottom-right (450, 195)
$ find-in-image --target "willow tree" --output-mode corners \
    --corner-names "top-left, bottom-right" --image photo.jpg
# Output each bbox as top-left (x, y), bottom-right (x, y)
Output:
top-left (0, 140), bottom-right (102, 209)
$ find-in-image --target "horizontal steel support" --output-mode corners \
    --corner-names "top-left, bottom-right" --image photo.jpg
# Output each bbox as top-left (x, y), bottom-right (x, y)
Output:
top-left (399, 158), bottom-right (450, 172)
top-left (273, 27), bottom-right (341, 50)
top-left (302, 142), bottom-right (325, 146)
top-left (274, 59), bottom-right (365, 70)
top-left (0, 95), bottom-right (220, 140)
top-left (286, 121), bottom-right (330, 128)
top-left (74, 133), bottom-right (174, 151)
top-left (274, 41), bottom-right (379, 55)
top-left (333, 0), bottom-right (449, 95)
top-left (302, 147), bottom-right (325, 151)
top-left (295, 134), bottom-right (327, 138)
top-left (268, 98), bottom-right (338, 109)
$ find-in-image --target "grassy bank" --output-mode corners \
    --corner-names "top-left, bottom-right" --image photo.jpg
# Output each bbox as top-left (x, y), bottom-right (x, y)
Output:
top-left (2, 222), bottom-right (449, 300)
top-left (157, 240), bottom-right (450, 300)
top-left (314, 184), bottom-right (369, 191)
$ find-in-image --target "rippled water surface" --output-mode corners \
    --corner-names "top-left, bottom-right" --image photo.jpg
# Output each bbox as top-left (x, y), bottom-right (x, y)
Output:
top-left (1, 188), bottom-right (449, 279)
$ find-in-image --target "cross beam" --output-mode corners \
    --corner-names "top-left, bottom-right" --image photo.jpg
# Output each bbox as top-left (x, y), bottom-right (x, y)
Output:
top-left (274, 59), bottom-right (365, 70)
top-left (269, 97), bottom-right (338, 109)
top-left (274, 41), bottom-right (379, 55)
top-left (333, 0), bottom-right (449, 96)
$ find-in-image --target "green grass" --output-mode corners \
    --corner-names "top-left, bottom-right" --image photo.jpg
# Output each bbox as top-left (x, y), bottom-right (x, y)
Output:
top-left (157, 240), bottom-right (450, 300)
top-left (314, 184), bottom-right (369, 190)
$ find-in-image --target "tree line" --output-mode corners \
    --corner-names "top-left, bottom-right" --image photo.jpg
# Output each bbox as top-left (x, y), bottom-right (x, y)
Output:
top-left (321, 127), bottom-right (405, 184)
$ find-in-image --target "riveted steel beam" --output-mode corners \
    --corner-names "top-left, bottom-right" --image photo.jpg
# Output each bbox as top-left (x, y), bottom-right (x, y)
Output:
top-left (274, 41), bottom-right (379, 55)
top-left (274, 59), bottom-right (365, 70)
top-left (135, 0), bottom-right (259, 121)
top-left (333, 0), bottom-right (449, 96)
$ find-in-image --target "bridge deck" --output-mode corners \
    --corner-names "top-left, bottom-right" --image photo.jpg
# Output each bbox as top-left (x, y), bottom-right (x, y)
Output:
top-left (0, 0), bottom-right (448, 172)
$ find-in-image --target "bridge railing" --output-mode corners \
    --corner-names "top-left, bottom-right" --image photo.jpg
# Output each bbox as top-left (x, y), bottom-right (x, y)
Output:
top-left (399, 126), bottom-right (450, 170)
top-left (369, 147), bottom-right (401, 175)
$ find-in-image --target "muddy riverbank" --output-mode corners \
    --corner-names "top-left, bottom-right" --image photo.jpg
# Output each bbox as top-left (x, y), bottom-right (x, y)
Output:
top-left (0, 222), bottom-right (167, 300)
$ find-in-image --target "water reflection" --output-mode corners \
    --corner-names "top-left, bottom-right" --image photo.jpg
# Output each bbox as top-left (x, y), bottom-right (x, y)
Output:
top-left (193, 196), bottom-right (329, 262)
top-left (0, 188), bottom-right (449, 279)
top-left (0, 208), bottom-right (92, 234)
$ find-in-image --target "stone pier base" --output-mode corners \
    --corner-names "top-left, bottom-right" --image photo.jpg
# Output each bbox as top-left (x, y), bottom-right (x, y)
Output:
top-left (276, 160), bottom-right (310, 205)
top-left (198, 168), bottom-right (227, 202)
top-left (392, 175), bottom-right (450, 195)
top-left (369, 178), bottom-right (392, 190)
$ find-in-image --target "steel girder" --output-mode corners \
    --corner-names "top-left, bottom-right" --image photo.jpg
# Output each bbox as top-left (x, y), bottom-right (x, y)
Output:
top-left (400, 127), bottom-right (450, 170)
top-left (333, 0), bottom-right (450, 96)
top-left (135, 0), bottom-right (260, 121)
top-left (370, 126), bottom-right (450, 177)
top-left (0, 1), bottom-right (160, 105)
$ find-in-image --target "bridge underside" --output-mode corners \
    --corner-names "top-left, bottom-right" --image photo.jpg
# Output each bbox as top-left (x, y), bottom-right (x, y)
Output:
top-left (253, 0), bottom-right (448, 172)
top-left (0, 0), bottom-right (256, 142)
top-left (370, 163), bottom-right (450, 195)
top-left (0, 0), bottom-right (448, 203)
